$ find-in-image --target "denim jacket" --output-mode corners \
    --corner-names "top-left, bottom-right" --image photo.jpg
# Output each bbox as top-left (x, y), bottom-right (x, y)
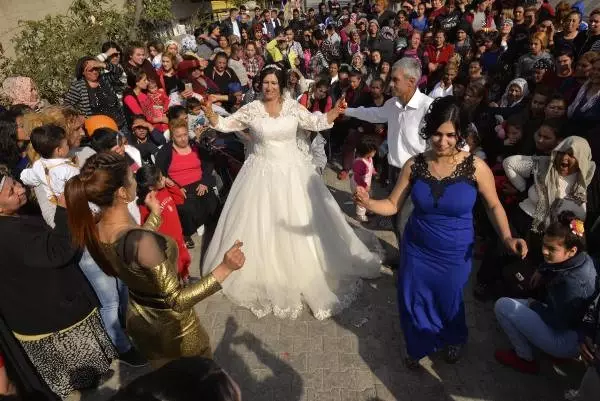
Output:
top-left (530, 252), bottom-right (598, 331)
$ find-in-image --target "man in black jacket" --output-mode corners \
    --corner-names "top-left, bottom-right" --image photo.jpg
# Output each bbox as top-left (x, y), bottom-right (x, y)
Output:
top-left (221, 8), bottom-right (241, 40)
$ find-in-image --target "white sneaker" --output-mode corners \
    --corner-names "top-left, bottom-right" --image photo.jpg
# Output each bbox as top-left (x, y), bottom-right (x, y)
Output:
top-left (196, 225), bottom-right (205, 236)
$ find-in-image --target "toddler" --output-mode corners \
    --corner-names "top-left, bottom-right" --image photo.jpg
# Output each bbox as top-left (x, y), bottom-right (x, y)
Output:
top-left (146, 78), bottom-right (170, 132)
top-left (350, 136), bottom-right (378, 223)
top-left (186, 97), bottom-right (207, 138)
top-left (20, 124), bottom-right (79, 204)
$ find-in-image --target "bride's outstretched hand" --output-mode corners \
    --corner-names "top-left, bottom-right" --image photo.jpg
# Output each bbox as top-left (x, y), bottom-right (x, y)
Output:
top-left (354, 186), bottom-right (370, 208)
top-left (200, 95), bottom-right (216, 112)
top-left (335, 95), bottom-right (348, 114)
top-left (223, 240), bottom-right (245, 271)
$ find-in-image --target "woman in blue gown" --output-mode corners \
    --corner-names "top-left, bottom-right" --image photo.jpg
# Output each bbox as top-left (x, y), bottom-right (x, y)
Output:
top-left (354, 96), bottom-right (528, 367)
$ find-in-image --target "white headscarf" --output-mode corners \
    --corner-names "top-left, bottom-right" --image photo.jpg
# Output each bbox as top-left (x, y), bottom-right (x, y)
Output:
top-left (499, 78), bottom-right (529, 108)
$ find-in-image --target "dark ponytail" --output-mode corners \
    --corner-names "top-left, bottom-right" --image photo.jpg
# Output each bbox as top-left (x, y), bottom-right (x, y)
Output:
top-left (544, 211), bottom-right (586, 253)
top-left (65, 152), bottom-right (130, 276)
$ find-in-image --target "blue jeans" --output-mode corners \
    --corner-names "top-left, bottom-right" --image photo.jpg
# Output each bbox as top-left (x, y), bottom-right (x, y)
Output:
top-left (79, 249), bottom-right (131, 353)
top-left (494, 297), bottom-right (579, 361)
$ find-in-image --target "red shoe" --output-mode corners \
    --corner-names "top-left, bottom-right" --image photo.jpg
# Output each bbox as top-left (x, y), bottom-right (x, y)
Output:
top-left (494, 349), bottom-right (539, 374)
top-left (337, 170), bottom-right (348, 180)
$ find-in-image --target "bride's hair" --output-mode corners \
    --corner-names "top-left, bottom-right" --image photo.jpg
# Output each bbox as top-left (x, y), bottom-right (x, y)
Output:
top-left (259, 66), bottom-right (286, 95)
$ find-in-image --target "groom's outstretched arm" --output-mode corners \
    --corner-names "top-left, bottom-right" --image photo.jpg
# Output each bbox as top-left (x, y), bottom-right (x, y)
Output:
top-left (344, 98), bottom-right (391, 124)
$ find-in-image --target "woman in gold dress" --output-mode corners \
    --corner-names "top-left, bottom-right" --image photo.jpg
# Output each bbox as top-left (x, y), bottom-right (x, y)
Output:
top-left (65, 152), bottom-right (245, 363)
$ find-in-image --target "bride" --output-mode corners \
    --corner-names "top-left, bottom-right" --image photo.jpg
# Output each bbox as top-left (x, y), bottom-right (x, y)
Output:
top-left (201, 65), bottom-right (380, 320)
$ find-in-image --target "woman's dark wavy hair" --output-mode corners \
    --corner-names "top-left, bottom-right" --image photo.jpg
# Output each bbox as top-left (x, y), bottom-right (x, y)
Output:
top-left (259, 66), bottom-right (286, 95)
top-left (75, 56), bottom-right (97, 80)
top-left (544, 211), bottom-right (586, 253)
top-left (109, 357), bottom-right (239, 401)
top-left (135, 165), bottom-right (162, 206)
top-left (126, 69), bottom-right (147, 89)
top-left (420, 96), bottom-right (465, 148)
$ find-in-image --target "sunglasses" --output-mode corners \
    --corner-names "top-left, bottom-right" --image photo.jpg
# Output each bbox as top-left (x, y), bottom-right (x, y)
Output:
top-left (85, 67), bottom-right (101, 73)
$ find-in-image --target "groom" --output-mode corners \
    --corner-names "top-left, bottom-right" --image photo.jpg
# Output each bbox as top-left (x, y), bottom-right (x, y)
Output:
top-left (344, 57), bottom-right (433, 241)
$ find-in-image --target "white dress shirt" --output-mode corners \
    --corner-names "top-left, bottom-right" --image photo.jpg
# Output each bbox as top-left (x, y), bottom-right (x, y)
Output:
top-left (231, 18), bottom-right (241, 38)
top-left (345, 88), bottom-right (433, 168)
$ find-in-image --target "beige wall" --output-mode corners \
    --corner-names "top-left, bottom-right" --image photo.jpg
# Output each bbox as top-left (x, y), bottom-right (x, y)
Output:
top-left (0, 0), bottom-right (126, 57)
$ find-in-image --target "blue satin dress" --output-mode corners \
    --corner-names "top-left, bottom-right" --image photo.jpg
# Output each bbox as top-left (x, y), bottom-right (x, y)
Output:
top-left (399, 153), bottom-right (478, 360)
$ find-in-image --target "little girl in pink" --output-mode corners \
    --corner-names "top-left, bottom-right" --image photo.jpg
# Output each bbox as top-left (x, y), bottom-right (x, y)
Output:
top-left (350, 136), bottom-right (378, 223)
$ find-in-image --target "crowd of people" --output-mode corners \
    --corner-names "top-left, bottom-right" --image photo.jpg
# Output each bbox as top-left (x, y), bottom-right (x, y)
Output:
top-left (0, 0), bottom-right (598, 399)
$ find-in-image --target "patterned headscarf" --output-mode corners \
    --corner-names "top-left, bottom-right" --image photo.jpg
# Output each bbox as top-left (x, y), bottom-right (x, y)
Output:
top-left (1, 77), bottom-right (40, 108)
top-left (180, 35), bottom-right (198, 54)
top-left (380, 26), bottom-right (395, 41)
top-left (533, 58), bottom-right (554, 71)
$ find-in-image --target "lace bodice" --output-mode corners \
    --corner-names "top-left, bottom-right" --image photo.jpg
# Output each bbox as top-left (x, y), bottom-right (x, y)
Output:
top-left (213, 99), bottom-right (333, 161)
top-left (410, 153), bottom-right (477, 207)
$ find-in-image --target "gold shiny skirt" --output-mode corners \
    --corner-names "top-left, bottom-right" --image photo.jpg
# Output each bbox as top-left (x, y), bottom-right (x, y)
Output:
top-left (126, 299), bottom-right (211, 362)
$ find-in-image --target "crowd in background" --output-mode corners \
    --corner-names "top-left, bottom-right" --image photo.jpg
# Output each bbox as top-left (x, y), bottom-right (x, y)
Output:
top-left (0, 0), bottom-right (598, 399)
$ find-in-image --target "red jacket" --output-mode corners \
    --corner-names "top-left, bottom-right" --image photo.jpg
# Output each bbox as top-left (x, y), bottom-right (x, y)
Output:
top-left (426, 44), bottom-right (455, 67)
top-left (139, 186), bottom-right (191, 278)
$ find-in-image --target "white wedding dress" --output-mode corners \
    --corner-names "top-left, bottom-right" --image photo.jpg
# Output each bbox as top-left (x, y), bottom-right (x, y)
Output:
top-left (201, 99), bottom-right (381, 320)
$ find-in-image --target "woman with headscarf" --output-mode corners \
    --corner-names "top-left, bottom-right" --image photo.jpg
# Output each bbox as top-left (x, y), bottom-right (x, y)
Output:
top-left (490, 78), bottom-right (529, 118)
top-left (500, 18), bottom-right (513, 51)
top-left (351, 52), bottom-right (368, 76)
top-left (0, 77), bottom-right (42, 111)
top-left (165, 39), bottom-right (184, 64)
top-left (476, 136), bottom-right (596, 299)
top-left (531, 57), bottom-right (555, 88)
top-left (344, 29), bottom-right (362, 63)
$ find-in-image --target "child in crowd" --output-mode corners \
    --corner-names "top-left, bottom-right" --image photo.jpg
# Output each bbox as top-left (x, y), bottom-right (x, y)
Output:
top-left (494, 212), bottom-right (598, 374)
top-left (465, 123), bottom-right (486, 161)
top-left (350, 136), bottom-right (377, 223)
top-left (492, 116), bottom-right (525, 207)
top-left (136, 165), bottom-right (191, 282)
top-left (186, 97), bottom-right (206, 138)
top-left (146, 78), bottom-right (170, 132)
top-left (20, 124), bottom-right (79, 204)
top-left (163, 105), bottom-right (189, 142)
top-left (494, 115), bottom-right (525, 163)
top-left (534, 119), bottom-right (565, 155)
top-left (228, 82), bottom-right (244, 113)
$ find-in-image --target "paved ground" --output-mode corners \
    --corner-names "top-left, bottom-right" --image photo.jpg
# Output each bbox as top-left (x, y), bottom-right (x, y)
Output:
top-left (68, 165), bottom-right (588, 401)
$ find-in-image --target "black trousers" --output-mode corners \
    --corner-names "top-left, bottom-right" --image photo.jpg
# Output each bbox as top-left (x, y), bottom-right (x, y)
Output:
top-left (476, 206), bottom-right (542, 286)
top-left (176, 182), bottom-right (219, 237)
